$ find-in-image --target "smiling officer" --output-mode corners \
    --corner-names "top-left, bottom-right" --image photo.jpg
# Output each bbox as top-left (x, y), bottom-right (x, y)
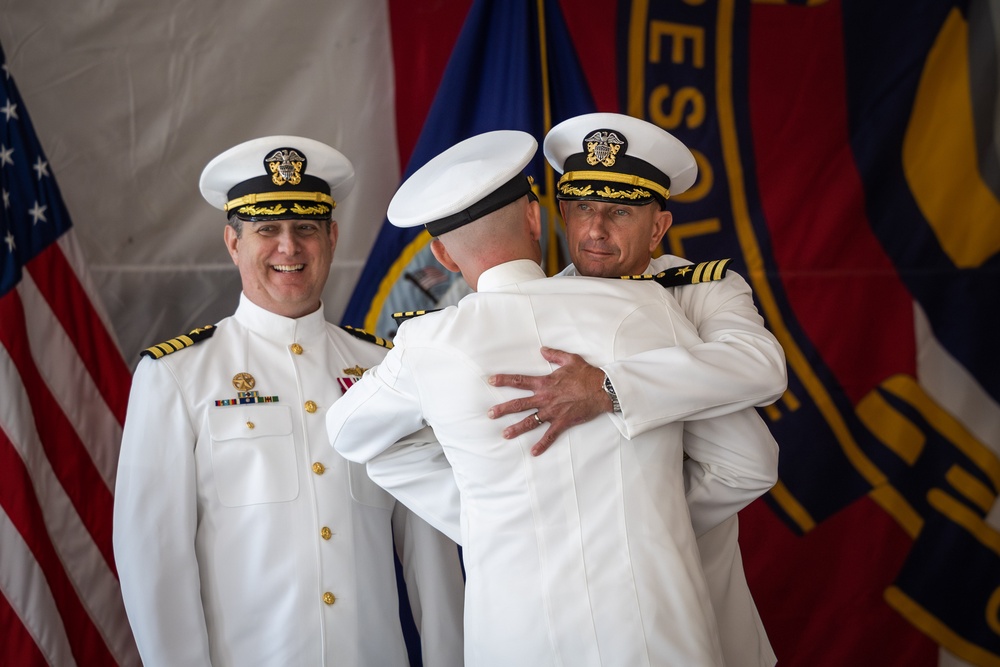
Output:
top-left (112, 135), bottom-right (465, 667)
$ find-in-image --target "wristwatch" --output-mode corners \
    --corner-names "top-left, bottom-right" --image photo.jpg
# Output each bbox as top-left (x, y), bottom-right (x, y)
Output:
top-left (603, 374), bottom-right (621, 413)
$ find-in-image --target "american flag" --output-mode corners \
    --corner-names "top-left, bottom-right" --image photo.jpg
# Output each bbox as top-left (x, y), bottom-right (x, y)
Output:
top-left (0, 44), bottom-right (139, 665)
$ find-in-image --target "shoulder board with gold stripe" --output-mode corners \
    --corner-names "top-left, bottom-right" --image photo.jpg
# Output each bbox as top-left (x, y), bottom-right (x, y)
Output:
top-left (620, 258), bottom-right (732, 288)
top-left (140, 325), bottom-right (216, 360)
top-left (340, 325), bottom-right (393, 349)
top-left (392, 309), bottom-right (441, 325)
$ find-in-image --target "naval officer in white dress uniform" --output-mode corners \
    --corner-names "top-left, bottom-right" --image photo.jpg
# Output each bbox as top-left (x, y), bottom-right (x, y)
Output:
top-left (483, 113), bottom-right (785, 667)
top-left (113, 136), bottom-right (465, 666)
top-left (328, 130), bottom-right (778, 666)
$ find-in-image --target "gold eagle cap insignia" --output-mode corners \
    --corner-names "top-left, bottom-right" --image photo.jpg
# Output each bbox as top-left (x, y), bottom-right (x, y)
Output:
top-left (265, 148), bottom-right (305, 186)
top-left (584, 130), bottom-right (625, 167)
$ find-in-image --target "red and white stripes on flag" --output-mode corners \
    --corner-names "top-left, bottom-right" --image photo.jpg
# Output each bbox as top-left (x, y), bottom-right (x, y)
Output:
top-left (1, 45), bottom-right (139, 666)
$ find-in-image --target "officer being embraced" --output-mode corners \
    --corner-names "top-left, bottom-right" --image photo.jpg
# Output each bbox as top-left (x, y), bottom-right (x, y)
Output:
top-left (488, 113), bottom-right (786, 667)
top-left (113, 136), bottom-right (465, 666)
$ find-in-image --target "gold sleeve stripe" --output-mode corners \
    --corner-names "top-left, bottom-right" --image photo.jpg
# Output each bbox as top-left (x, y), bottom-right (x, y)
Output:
top-left (144, 346), bottom-right (165, 359)
top-left (618, 258), bottom-right (732, 287)
top-left (341, 325), bottom-right (394, 349)
top-left (392, 309), bottom-right (442, 325)
top-left (692, 258), bottom-right (731, 283)
top-left (140, 325), bottom-right (216, 359)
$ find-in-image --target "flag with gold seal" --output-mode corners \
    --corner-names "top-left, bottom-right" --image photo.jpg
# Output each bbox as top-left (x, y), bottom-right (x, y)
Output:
top-left (617, 0), bottom-right (999, 664)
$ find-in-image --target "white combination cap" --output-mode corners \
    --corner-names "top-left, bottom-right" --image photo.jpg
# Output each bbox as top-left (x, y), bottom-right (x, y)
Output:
top-left (199, 135), bottom-right (355, 221)
top-left (388, 130), bottom-right (537, 236)
top-left (543, 113), bottom-right (697, 207)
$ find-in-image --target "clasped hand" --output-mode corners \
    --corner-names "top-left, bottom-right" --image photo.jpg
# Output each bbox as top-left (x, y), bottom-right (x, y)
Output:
top-left (487, 346), bottom-right (613, 456)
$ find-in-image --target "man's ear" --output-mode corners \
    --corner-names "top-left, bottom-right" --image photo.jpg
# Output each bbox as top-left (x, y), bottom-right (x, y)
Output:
top-left (649, 208), bottom-right (673, 253)
top-left (430, 238), bottom-right (460, 273)
top-left (224, 224), bottom-right (240, 265)
top-left (526, 199), bottom-right (542, 241)
top-left (328, 220), bottom-right (339, 257)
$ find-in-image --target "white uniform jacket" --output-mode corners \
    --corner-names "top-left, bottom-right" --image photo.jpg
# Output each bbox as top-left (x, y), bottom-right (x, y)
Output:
top-left (567, 256), bottom-right (781, 667)
top-left (328, 260), bottom-right (779, 666)
top-left (113, 294), bottom-right (465, 667)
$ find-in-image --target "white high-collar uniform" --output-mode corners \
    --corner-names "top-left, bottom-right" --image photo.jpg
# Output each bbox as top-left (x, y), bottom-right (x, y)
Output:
top-left (113, 294), bottom-right (465, 666)
top-left (562, 255), bottom-right (782, 667)
top-left (329, 259), bottom-right (780, 666)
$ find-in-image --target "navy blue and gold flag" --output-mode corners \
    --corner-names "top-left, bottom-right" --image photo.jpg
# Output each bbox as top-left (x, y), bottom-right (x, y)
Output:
top-left (616, 0), bottom-right (999, 664)
top-left (343, 0), bottom-right (595, 337)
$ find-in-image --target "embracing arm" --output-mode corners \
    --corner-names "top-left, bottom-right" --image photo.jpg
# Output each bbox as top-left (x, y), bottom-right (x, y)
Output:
top-left (368, 426), bottom-right (463, 544)
top-left (489, 266), bottom-right (786, 451)
top-left (682, 408), bottom-right (779, 537)
top-left (327, 343), bottom-right (428, 464)
top-left (112, 360), bottom-right (212, 666)
top-left (605, 266), bottom-right (785, 436)
top-left (329, 343), bottom-right (462, 541)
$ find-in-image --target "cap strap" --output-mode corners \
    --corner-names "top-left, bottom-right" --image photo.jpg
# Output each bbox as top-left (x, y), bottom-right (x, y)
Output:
top-left (225, 191), bottom-right (335, 212)
top-left (424, 174), bottom-right (532, 237)
top-left (557, 170), bottom-right (670, 200)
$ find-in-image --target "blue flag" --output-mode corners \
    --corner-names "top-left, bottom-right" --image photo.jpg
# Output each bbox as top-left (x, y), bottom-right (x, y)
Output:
top-left (343, 0), bottom-right (594, 336)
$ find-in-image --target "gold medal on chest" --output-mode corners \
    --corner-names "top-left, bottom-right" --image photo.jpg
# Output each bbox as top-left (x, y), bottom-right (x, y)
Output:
top-left (232, 372), bottom-right (256, 392)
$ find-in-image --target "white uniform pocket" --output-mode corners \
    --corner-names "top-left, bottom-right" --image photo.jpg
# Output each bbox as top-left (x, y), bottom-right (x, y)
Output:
top-left (209, 405), bottom-right (299, 507)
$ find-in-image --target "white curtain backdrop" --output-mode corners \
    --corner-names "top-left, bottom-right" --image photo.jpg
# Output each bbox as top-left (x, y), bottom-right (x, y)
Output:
top-left (2, 0), bottom-right (401, 367)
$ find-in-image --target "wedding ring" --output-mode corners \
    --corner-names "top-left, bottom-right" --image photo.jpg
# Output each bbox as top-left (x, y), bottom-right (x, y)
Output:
top-left (533, 412), bottom-right (543, 425)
